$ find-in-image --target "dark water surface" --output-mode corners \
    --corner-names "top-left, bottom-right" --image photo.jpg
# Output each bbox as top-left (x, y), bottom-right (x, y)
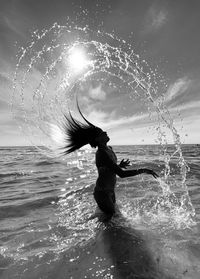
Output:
top-left (0, 145), bottom-right (200, 278)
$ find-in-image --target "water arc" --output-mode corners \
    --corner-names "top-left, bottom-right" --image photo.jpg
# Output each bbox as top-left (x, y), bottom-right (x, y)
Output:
top-left (12, 23), bottom-right (195, 229)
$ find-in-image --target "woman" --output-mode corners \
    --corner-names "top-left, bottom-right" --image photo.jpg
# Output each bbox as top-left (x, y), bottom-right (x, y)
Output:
top-left (63, 105), bottom-right (158, 221)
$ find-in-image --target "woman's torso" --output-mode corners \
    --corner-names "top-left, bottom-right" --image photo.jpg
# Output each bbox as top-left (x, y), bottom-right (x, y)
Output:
top-left (95, 146), bottom-right (117, 192)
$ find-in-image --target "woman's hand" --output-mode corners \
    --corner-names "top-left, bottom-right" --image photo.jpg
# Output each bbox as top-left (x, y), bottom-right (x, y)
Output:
top-left (144, 169), bottom-right (159, 179)
top-left (119, 159), bottom-right (131, 169)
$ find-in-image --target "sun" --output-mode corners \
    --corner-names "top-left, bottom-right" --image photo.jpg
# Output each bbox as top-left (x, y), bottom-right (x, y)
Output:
top-left (68, 47), bottom-right (90, 73)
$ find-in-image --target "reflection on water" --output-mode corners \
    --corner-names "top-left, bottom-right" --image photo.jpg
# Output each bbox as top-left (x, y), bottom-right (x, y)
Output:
top-left (0, 145), bottom-right (200, 278)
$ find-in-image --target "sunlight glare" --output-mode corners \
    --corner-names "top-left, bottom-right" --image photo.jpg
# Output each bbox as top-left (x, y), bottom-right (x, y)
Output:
top-left (68, 47), bottom-right (90, 72)
top-left (49, 123), bottom-right (65, 145)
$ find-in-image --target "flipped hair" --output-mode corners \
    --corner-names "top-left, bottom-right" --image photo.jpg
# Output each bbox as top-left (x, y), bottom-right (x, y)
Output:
top-left (63, 112), bottom-right (103, 154)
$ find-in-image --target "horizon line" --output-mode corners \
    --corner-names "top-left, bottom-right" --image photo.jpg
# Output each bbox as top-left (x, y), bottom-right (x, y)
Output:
top-left (0, 143), bottom-right (199, 148)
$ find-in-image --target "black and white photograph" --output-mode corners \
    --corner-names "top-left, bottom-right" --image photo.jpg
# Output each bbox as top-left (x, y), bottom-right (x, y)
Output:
top-left (0, 0), bottom-right (200, 278)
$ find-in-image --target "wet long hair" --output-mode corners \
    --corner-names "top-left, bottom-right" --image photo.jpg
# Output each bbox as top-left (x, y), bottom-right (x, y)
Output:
top-left (62, 102), bottom-right (103, 154)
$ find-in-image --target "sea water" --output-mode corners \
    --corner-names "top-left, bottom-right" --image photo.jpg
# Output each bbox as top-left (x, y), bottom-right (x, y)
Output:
top-left (0, 144), bottom-right (200, 279)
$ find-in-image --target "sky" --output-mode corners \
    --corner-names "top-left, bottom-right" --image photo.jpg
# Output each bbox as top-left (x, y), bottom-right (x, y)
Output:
top-left (0, 0), bottom-right (200, 146)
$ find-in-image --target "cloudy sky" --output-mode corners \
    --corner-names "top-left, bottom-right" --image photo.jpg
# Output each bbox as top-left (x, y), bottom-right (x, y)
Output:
top-left (0, 0), bottom-right (200, 146)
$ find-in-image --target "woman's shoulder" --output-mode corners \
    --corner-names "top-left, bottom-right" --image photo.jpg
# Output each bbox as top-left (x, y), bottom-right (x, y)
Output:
top-left (96, 148), bottom-right (106, 156)
top-left (96, 146), bottom-right (113, 154)
top-left (96, 146), bottom-right (116, 161)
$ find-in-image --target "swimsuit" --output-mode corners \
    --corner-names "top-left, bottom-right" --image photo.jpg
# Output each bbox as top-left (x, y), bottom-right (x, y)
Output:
top-left (93, 189), bottom-right (116, 215)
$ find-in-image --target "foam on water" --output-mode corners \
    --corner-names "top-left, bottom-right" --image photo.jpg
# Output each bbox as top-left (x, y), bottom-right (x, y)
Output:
top-left (12, 22), bottom-right (195, 230)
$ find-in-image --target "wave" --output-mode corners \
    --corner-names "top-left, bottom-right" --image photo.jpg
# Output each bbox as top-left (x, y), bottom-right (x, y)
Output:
top-left (34, 160), bottom-right (61, 166)
top-left (0, 196), bottom-right (59, 220)
top-left (0, 172), bottom-right (29, 178)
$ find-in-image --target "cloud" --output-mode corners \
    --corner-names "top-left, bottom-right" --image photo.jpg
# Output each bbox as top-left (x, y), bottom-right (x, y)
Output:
top-left (169, 100), bottom-right (200, 120)
top-left (165, 77), bottom-right (191, 102)
top-left (88, 84), bottom-right (106, 101)
top-left (87, 109), bottom-right (109, 126)
top-left (0, 99), bottom-right (10, 111)
top-left (151, 10), bottom-right (167, 30)
top-left (86, 93), bottom-right (200, 144)
top-left (110, 125), bottom-right (158, 145)
top-left (109, 105), bottom-right (200, 145)
top-left (84, 107), bottom-right (156, 144)
top-left (3, 15), bottom-right (26, 38)
top-left (109, 98), bottom-right (200, 132)
top-left (86, 105), bottom-right (152, 131)
top-left (176, 100), bottom-right (200, 111)
top-left (104, 114), bottom-right (149, 130)
top-left (144, 5), bottom-right (167, 33)
top-left (0, 72), bottom-right (12, 88)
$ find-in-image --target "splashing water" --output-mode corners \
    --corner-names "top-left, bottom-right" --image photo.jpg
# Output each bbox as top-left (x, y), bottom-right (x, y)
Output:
top-left (12, 22), bottom-right (195, 229)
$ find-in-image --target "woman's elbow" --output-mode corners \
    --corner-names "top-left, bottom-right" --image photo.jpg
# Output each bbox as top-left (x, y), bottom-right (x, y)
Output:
top-left (116, 170), bottom-right (125, 178)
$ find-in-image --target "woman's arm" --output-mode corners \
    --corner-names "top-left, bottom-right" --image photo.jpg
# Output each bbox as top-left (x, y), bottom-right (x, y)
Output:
top-left (113, 165), bottom-right (158, 178)
top-left (99, 150), bottom-right (158, 179)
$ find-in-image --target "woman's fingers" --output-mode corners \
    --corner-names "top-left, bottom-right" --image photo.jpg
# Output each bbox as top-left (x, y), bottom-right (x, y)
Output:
top-left (120, 159), bottom-right (131, 168)
top-left (145, 169), bottom-right (159, 178)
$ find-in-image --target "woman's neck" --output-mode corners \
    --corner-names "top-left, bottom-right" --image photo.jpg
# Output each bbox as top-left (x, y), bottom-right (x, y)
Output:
top-left (97, 143), bottom-right (108, 149)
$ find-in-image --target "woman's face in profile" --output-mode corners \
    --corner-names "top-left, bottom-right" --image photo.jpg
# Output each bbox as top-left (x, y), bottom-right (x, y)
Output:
top-left (95, 131), bottom-right (110, 145)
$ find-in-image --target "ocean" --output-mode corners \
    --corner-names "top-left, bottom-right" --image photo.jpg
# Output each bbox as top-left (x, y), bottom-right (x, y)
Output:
top-left (0, 144), bottom-right (200, 279)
